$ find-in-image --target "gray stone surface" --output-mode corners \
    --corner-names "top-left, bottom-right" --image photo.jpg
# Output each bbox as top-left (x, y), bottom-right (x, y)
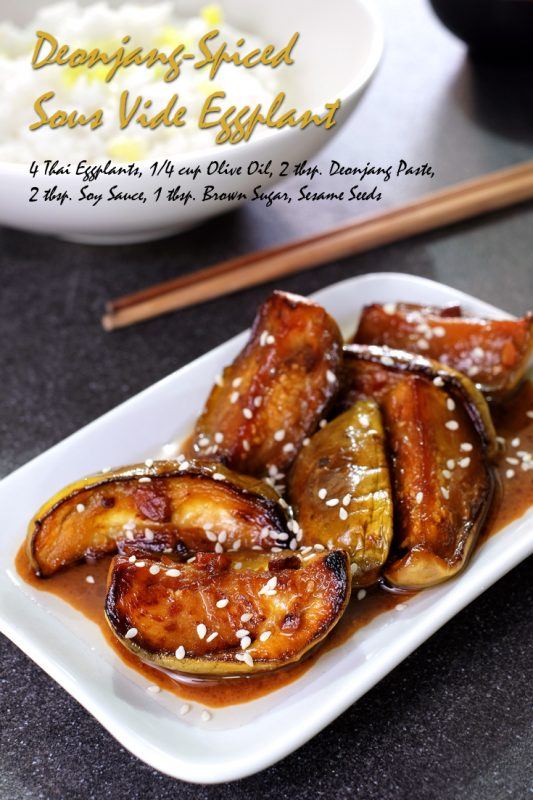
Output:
top-left (0, 1), bottom-right (531, 797)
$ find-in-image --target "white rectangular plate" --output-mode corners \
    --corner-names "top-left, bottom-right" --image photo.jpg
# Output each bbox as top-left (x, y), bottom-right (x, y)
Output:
top-left (1, 273), bottom-right (532, 784)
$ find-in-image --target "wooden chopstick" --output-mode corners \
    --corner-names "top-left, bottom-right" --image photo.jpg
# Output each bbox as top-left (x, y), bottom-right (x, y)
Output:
top-left (102, 160), bottom-right (533, 330)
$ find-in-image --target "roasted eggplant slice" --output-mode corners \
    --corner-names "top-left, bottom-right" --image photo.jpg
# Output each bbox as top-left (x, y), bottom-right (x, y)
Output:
top-left (27, 460), bottom-right (291, 577)
top-left (341, 345), bottom-right (497, 458)
top-left (341, 346), bottom-right (495, 589)
top-left (105, 548), bottom-right (350, 675)
top-left (353, 303), bottom-right (533, 399)
top-left (189, 291), bottom-right (343, 477)
top-left (288, 401), bottom-right (393, 586)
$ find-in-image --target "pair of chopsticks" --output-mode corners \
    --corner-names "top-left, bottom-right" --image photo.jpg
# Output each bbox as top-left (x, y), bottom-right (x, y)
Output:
top-left (102, 160), bottom-right (533, 331)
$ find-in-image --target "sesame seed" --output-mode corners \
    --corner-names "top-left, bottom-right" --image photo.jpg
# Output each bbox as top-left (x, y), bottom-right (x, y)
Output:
top-left (240, 636), bottom-right (252, 650)
top-left (511, 437), bottom-right (521, 448)
top-left (441, 487), bottom-right (450, 500)
top-left (383, 303), bottom-right (397, 315)
top-left (146, 684), bottom-right (160, 694)
top-left (326, 370), bottom-right (336, 384)
top-left (144, 529), bottom-right (154, 541)
top-left (318, 488), bottom-right (327, 499)
top-left (442, 469), bottom-right (452, 479)
top-left (162, 442), bottom-right (178, 456)
top-left (214, 543), bottom-right (223, 554)
top-left (218, 531), bottom-right (227, 543)
top-left (325, 498), bottom-right (339, 507)
top-left (138, 476), bottom-right (151, 483)
top-left (149, 565), bottom-right (160, 575)
top-left (242, 439), bottom-right (250, 451)
top-left (460, 443), bottom-right (473, 452)
top-left (506, 469), bottom-right (515, 479)
top-left (259, 576), bottom-right (277, 595)
top-left (213, 472), bottom-right (225, 481)
top-left (283, 442), bottom-right (295, 454)
top-left (206, 530), bottom-right (217, 542)
top-left (357, 589), bottom-right (367, 601)
top-left (128, 555), bottom-right (136, 563)
top-left (417, 338), bottom-right (429, 350)
top-left (125, 628), bottom-right (138, 639)
top-left (433, 376), bottom-right (444, 387)
top-left (433, 326), bottom-right (445, 338)
top-left (206, 632), bottom-right (218, 643)
top-left (175, 645), bottom-right (185, 660)
top-left (472, 346), bottom-right (484, 360)
top-left (302, 437), bottom-right (310, 447)
top-left (445, 420), bottom-right (459, 431)
top-left (527, 411), bottom-right (533, 419)
top-left (243, 408), bottom-right (253, 420)
top-left (196, 624), bottom-right (207, 640)
top-left (415, 491), bottom-right (424, 504)
top-left (232, 377), bottom-right (242, 388)
top-left (319, 419), bottom-right (328, 429)
top-left (179, 460), bottom-right (190, 471)
top-left (198, 436), bottom-right (210, 447)
top-left (85, 575), bottom-right (95, 584)
top-left (447, 459), bottom-right (455, 470)
top-left (446, 398), bottom-right (456, 411)
top-left (274, 429), bottom-right (285, 442)
top-left (259, 630), bottom-right (271, 642)
top-left (339, 507), bottom-right (348, 520)
top-left (76, 503), bottom-right (85, 513)
top-left (144, 458), bottom-right (154, 467)
top-left (232, 539), bottom-right (241, 551)
top-left (236, 629), bottom-right (249, 639)
top-left (342, 494), bottom-right (352, 506)
top-left (135, 561), bottom-right (146, 568)
top-left (214, 432), bottom-right (224, 444)
top-left (166, 568), bottom-right (180, 577)
top-left (216, 598), bottom-right (229, 608)
top-left (201, 710), bottom-right (212, 722)
top-left (230, 391), bottom-right (240, 404)
top-left (179, 703), bottom-right (190, 716)
top-left (350, 563), bottom-right (358, 576)
top-left (458, 457), bottom-right (471, 468)
top-left (241, 612), bottom-right (252, 623)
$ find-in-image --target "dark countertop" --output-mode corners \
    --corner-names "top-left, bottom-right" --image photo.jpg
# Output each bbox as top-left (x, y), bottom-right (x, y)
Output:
top-left (1, 1), bottom-right (532, 798)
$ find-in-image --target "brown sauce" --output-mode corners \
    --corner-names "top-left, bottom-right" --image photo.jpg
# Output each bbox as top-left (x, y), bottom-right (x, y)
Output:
top-left (15, 382), bottom-right (533, 708)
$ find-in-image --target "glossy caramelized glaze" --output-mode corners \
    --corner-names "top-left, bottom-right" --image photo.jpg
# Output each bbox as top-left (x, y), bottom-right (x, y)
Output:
top-left (15, 381), bottom-right (533, 707)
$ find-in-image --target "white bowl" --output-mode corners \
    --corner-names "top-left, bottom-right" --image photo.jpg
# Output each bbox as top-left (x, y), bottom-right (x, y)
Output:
top-left (0, 0), bottom-right (383, 243)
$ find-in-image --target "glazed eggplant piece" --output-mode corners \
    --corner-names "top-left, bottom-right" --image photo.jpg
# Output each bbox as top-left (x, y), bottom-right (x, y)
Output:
top-left (353, 302), bottom-right (533, 399)
top-left (27, 460), bottom-right (291, 577)
top-left (288, 401), bottom-right (393, 586)
top-left (342, 346), bottom-right (496, 589)
top-left (105, 548), bottom-right (350, 675)
top-left (340, 345), bottom-right (497, 458)
top-left (189, 291), bottom-right (343, 477)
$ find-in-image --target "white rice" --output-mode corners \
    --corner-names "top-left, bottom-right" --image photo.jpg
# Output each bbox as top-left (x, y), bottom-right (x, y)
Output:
top-left (0, 2), bottom-right (284, 163)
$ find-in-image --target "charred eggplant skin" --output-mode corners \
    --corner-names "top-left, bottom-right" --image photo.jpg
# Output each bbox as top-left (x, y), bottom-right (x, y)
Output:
top-left (353, 303), bottom-right (533, 400)
top-left (340, 346), bottom-right (495, 589)
top-left (105, 549), bottom-right (351, 675)
top-left (288, 400), bottom-right (394, 586)
top-left (341, 345), bottom-right (497, 458)
top-left (27, 460), bottom-right (291, 577)
top-left (189, 291), bottom-right (343, 476)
